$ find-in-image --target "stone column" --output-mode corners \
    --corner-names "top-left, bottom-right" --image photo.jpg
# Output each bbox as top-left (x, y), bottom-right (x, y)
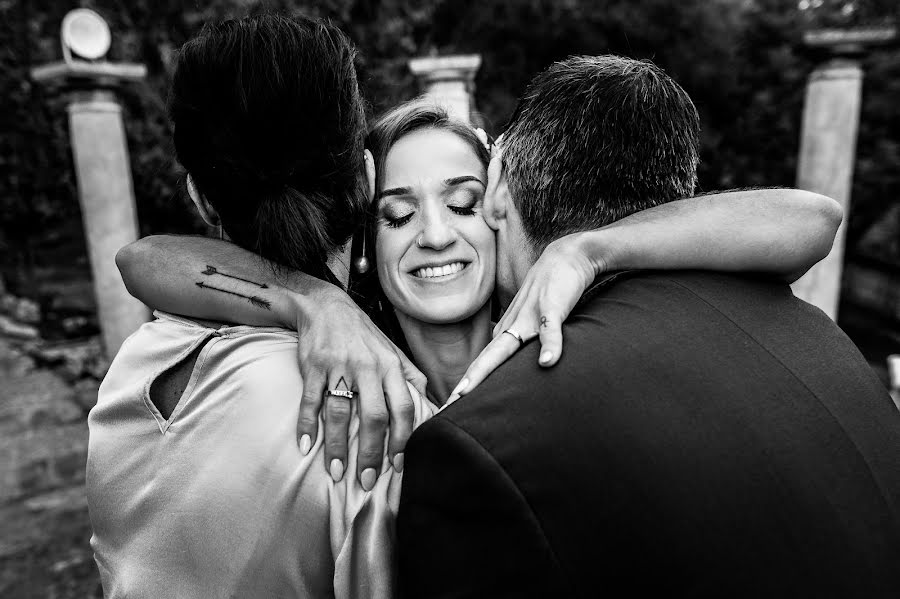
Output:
top-left (31, 10), bottom-right (150, 358)
top-left (409, 54), bottom-right (482, 124)
top-left (66, 89), bottom-right (148, 355)
top-left (790, 27), bottom-right (897, 320)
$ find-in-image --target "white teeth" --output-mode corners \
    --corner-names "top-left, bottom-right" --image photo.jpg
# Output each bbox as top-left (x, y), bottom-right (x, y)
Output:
top-left (414, 262), bottom-right (466, 279)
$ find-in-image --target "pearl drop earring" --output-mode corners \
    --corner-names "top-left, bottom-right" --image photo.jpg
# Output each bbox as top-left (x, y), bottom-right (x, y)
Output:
top-left (353, 232), bottom-right (370, 274)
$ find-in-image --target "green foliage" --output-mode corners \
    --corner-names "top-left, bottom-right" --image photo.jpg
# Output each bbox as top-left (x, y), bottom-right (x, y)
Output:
top-left (1, 0), bottom-right (898, 277)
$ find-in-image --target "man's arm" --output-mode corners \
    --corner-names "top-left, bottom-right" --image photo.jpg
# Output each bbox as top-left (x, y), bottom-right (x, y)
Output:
top-left (397, 417), bottom-right (569, 598)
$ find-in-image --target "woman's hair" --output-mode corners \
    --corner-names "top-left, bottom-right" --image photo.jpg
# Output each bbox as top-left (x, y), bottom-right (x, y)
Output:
top-left (168, 13), bottom-right (368, 286)
top-left (352, 99), bottom-right (492, 348)
top-left (366, 98), bottom-right (491, 196)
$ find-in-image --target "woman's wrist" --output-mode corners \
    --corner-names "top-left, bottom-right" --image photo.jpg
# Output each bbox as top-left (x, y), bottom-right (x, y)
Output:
top-left (570, 228), bottom-right (621, 277)
top-left (276, 272), bottom-right (346, 331)
top-left (269, 287), bottom-right (305, 330)
top-left (285, 278), bottom-right (355, 333)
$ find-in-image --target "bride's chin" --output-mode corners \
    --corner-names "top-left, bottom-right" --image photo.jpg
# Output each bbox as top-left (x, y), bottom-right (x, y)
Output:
top-left (411, 297), bottom-right (492, 326)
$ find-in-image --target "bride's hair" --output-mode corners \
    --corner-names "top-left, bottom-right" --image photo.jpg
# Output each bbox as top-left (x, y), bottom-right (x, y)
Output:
top-left (351, 99), bottom-right (492, 348)
top-left (168, 13), bottom-right (367, 286)
top-left (366, 98), bottom-right (491, 200)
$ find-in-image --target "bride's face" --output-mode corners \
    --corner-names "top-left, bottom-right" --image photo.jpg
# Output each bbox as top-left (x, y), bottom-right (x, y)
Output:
top-left (374, 128), bottom-right (495, 325)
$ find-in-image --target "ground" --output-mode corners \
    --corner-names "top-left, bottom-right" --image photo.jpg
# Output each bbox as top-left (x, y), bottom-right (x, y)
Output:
top-left (0, 339), bottom-right (102, 598)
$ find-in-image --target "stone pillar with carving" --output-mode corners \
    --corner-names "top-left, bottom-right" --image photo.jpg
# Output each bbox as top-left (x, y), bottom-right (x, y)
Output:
top-left (31, 9), bottom-right (150, 358)
top-left (408, 54), bottom-right (482, 124)
top-left (790, 27), bottom-right (897, 319)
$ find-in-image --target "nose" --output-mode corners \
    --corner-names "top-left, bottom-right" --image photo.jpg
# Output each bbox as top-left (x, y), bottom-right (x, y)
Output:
top-left (417, 207), bottom-right (457, 251)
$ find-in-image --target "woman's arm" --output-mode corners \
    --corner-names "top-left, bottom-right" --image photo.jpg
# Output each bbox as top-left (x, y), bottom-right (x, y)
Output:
top-left (450, 187), bottom-right (842, 400)
top-left (583, 188), bottom-right (842, 284)
top-left (117, 235), bottom-right (305, 328)
top-left (117, 235), bottom-right (426, 487)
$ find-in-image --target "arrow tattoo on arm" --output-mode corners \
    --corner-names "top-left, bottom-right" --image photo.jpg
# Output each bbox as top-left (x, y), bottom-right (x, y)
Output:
top-left (201, 265), bottom-right (269, 289)
top-left (195, 281), bottom-right (272, 310)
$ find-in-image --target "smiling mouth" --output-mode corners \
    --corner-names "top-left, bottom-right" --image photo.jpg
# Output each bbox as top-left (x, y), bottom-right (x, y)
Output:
top-left (411, 261), bottom-right (469, 279)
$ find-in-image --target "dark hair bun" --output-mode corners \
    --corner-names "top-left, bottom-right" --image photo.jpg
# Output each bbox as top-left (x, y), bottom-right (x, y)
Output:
top-left (169, 13), bottom-right (367, 283)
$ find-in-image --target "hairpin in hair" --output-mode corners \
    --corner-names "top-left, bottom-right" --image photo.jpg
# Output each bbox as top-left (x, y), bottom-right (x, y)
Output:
top-left (473, 127), bottom-right (491, 151)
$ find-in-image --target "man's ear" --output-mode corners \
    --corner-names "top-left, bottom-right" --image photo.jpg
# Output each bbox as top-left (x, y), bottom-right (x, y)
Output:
top-left (483, 148), bottom-right (508, 231)
top-left (186, 174), bottom-right (220, 228)
top-left (364, 149), bottom-right (376, 203)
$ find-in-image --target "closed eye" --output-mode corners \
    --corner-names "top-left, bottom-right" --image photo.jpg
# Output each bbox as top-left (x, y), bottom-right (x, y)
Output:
top-left (383, 212), bottom-right (414, 228)
top-left (449, 205), bottom-right (476, 216)
top-left (446, 187), bottom-right (481, 217)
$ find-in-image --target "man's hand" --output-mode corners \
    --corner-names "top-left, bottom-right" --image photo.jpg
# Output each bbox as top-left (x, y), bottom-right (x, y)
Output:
top-left (449, 233), bottom-right (600, 402)
top-left (292, 285), bottom-right (427, 490)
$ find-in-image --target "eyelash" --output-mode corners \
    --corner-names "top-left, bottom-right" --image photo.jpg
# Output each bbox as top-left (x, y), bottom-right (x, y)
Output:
top-left (449, 205), bottom-right (476, 216)
top-left (382, 200), bottom-right (478, 228)
top-left (385, 213), bottom-right (413, 228)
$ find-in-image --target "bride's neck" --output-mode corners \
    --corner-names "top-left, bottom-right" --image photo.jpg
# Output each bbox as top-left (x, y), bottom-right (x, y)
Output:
top-left (396, 304), bottom-right (492, 405)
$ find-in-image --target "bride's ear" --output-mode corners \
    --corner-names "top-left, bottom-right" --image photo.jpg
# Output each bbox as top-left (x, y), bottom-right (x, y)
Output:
top-left (364, 149), bottom-right (376, 203)
top-left (186, 174), bottom-right (220, 228)
top-left (483, 149), bottom-right (507, 231)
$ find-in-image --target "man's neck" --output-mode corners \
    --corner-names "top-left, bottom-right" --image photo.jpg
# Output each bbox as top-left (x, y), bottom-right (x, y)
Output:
top-left (395, 304), bottom-right (493, 405)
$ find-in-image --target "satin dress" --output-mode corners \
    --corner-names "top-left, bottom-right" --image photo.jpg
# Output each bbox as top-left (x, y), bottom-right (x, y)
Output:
top-left (87, 312), bottom-right (436, 598)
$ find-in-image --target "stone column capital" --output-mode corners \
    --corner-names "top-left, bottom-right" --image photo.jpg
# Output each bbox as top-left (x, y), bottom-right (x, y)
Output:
top-left (407, 54), bottom-right (484, 124)
top-left (30, 61), bottom-right (147, 94)
top-left (802, 26), bottom-right (897, 60)
top-left (409, 54), bottom-right (482, 84)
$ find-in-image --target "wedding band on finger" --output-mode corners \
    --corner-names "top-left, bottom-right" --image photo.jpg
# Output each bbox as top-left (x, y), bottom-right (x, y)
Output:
top-left (502, 329), bottom-right (526, 346)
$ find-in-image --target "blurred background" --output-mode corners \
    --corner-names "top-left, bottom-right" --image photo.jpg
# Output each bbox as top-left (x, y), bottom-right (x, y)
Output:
top-left (1, 0), bottom-right (898, 596)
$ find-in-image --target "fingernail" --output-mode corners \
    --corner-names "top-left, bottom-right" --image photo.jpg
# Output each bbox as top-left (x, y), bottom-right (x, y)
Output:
top-left (450, 377), bottom-right (469, 397)
top-left (360, 468), bottom-right (377, 491)
top-left (393, 453), bottom-right (405, 473)
top-left (299, 434), bottom-right (312, 455)
top-left (540, 351), bottom-right (553, 365)
top-left (330, 459), bottom-right (344, 482)
top-left (446, 393), bottom-right (460, 405)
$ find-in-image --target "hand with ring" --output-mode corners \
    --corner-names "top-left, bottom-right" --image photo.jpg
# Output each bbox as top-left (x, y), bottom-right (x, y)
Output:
top-left (292, 283), bottom-right (427, 491)
top-left (448, 231), bottom-right (599, 402)
top-left (293, 150), bottom-right (427, 491)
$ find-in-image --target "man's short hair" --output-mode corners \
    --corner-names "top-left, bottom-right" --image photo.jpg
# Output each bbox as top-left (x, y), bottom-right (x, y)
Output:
top-left (501, 55), bottom-right (701, 251)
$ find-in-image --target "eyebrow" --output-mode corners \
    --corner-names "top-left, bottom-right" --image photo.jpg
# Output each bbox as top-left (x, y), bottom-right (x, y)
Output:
top-left (377, 186), bottom-right (413, 200)
top-left (444, 175), bottom-right (485, 188)
top-left (376, 175), bottom-right (485, 200)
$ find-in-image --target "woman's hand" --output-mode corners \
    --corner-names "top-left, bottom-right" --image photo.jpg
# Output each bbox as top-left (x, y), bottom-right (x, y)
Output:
top-left (449, 188), bottom-right (841, 403)
top-left (292, 284), bottom-right (427, 489)
top-left (449, 232), bottom-right (600, 402)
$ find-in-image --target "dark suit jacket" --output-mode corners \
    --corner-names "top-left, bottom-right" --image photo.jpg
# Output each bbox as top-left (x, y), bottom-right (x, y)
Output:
top-left (398, 271), bottom-right (900, 598)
